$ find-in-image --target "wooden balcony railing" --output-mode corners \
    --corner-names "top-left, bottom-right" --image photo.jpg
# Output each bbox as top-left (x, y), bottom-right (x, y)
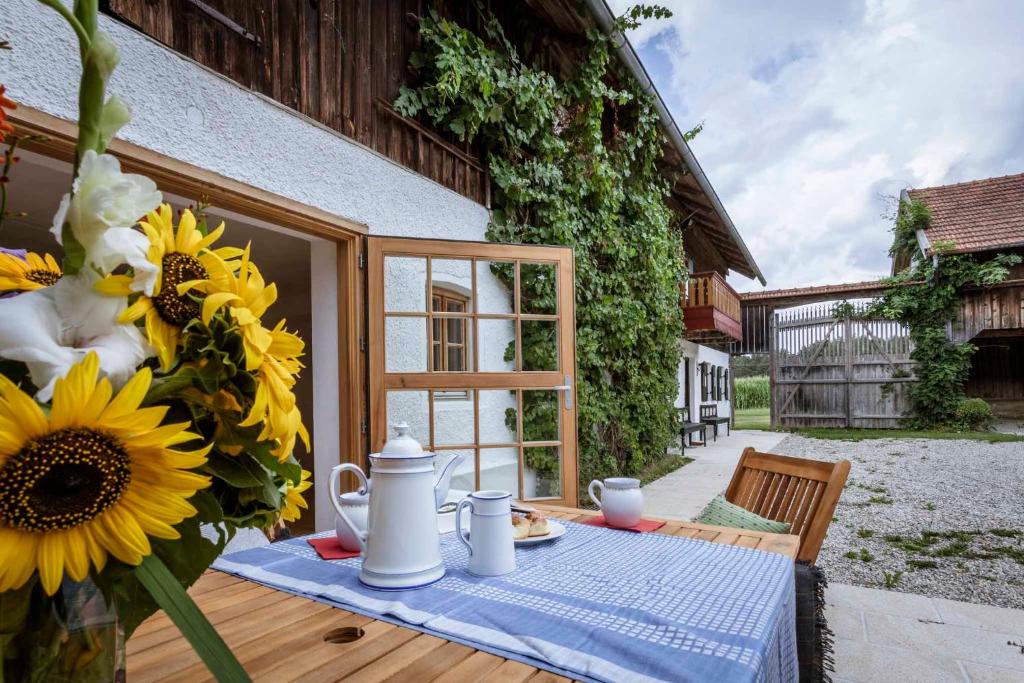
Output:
top-left (680, 271), bottom-right (742, 344)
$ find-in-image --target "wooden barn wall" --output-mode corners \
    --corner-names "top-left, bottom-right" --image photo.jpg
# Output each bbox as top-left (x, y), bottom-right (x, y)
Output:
top-left (966, 336), bottom-right (1024, 402)
top-left (103, 0), bottom-right (500, 205)
top-left (951, 281), bottom-right (1024, 343)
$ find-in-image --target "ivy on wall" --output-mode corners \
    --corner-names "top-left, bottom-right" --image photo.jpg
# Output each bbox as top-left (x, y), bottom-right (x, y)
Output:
top-left (395, 5), bottom-right (690, 494)
top-left (871, 199), bottom-right (1021, 427)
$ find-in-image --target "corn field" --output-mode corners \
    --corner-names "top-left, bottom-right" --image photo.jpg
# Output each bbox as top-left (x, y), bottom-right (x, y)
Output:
top-left (735, 375), bottom-right (770, 409)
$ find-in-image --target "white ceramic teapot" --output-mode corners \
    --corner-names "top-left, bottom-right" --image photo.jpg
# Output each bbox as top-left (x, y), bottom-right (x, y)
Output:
top-left (329, 423), bottom-right (465, 590)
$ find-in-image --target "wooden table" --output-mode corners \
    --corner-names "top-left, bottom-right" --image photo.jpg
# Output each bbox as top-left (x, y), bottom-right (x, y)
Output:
top-left (127, 505), bottom-right (799, 682)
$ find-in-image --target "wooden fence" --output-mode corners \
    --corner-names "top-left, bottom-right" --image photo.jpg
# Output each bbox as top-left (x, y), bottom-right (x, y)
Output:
top-left (770, 303), bottom-right (916, 428)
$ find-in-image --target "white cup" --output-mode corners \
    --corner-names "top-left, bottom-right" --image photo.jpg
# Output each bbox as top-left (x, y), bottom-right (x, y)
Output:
top-left (588, 477), bottom-right (643, 528)
top-left (456, 491), bottom-right (517, 577)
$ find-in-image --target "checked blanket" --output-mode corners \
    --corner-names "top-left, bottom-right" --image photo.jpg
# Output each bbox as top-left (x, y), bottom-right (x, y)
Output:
top-left (213, 521), bottom-right (797, 683)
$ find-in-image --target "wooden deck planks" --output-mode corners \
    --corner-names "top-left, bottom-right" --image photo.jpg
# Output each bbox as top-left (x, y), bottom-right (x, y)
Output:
top-left (128, 504), bottom-right (799, 681)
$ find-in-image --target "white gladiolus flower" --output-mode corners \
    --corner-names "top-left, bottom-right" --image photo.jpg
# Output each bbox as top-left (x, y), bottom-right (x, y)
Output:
top-left (51, 150), bottom-right (163, 294)
top-left (0, 272), bottom-right (153, 401)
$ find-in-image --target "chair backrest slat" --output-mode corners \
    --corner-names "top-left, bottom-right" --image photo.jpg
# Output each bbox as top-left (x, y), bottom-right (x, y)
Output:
top-left (724, 448), bottom-right (850, 563)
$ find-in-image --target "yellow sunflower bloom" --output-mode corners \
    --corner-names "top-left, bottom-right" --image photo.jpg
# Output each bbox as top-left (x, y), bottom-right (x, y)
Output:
top-left (0, 353), bottom-right (212, 595)
top-left (96, 203), bottom-right (242, 371)
top-left (179, 244), bottom-right (277, 372)
top-left (0, 251), bottom-right (61, 292)
top-left (239, 320), bottom-right (309, 460)
top-left (280, 469), bottom-right (312, 523)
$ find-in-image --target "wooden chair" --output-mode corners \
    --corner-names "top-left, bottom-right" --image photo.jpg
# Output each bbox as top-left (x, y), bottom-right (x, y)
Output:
top-left (678, 407), bottom-right (707, 454)
top-left (724, 448), bottom-right (850, 563)
top-left (699, 404), bottom-right (730, 441)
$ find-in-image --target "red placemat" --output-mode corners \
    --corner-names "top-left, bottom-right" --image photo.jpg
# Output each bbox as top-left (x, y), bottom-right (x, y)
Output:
top-left (580, 515), bottom-right (666, 533)
top-left (308, 536), bottom-right (361, 560)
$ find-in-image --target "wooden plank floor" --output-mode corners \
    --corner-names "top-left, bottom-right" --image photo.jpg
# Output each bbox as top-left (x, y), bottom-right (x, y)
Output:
top-left (128, 506), bottom-right (799, 682)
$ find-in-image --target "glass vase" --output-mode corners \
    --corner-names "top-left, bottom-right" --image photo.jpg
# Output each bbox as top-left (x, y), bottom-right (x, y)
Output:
top-left (1, 577), bottom-right (125, 683)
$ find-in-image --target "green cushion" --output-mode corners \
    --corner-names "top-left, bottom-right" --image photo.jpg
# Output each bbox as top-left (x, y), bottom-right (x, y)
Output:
top-left (694, 495), bottom-right (792, 534)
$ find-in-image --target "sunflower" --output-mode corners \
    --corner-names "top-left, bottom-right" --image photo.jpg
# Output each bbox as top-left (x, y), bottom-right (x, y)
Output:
top-left (97, 204), bottom-right (241, 371)
top-left (239, 320), bottom-right (310, 460)
top-left (280, 469), bottom-right (312, 523)
top-left (0, 353), bottom-right (211, 595)
top-left (180, 244), bottom-right (277, 372)
top-left (0, 250), bottom-right (61, 292)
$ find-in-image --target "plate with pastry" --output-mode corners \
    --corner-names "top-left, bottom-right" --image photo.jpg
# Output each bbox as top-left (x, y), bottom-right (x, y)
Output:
top-left (511, 511), bottom-right (566, 545)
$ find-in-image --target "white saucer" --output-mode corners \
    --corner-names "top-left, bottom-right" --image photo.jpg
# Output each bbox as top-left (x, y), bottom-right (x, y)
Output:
top-left (514, 520), bottom-right (566, 546)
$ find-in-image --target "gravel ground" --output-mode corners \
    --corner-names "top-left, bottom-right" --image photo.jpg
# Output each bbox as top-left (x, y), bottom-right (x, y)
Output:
top-left (775, 434), bottom-right (1024, 609)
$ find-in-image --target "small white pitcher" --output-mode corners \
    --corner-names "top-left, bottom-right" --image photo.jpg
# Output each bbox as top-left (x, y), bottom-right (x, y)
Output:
top-left (588, 477), bottom-right (643, 528)
top-left (456, 491), bottom-right (517, 577)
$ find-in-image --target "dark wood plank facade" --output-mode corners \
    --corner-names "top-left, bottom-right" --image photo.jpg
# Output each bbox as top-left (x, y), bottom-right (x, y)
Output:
top-left (104, 0), bottom-right (490, 204)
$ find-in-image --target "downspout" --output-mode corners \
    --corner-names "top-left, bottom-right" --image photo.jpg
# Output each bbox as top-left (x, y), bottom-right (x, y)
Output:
top-left (583, 0), bottom-right (767, 286)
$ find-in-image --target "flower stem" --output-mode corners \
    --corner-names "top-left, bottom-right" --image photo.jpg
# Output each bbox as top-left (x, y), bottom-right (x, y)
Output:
top-left (35, 0), bottom-right (92, 53)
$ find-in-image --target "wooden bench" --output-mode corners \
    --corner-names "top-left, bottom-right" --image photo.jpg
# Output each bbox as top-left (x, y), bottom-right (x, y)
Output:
top-left (725, 448), bottom-right (850, 563)
top-left (699, 404), bottom-right (730, 441)
top-left (678, 407), bottom-right (707, 454)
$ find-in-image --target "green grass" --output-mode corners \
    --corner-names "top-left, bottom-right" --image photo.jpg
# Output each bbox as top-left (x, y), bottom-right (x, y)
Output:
top-left (791, 428), bottom-right (1024, 443)
top-left (734, 407), bottom-right (770, 431)
top-left (639, 455), bottom-right (694, 486)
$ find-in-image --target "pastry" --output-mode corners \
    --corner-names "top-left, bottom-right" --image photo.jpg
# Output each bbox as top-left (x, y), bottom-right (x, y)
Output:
top-left (511, 514), bottom-right (530, 540)
top-left (526, 511), bottom-right (549, 537)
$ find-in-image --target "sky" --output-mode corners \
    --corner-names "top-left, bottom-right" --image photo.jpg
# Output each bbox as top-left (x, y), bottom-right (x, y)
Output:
top-left (609, 0), bottom-right (1024, 292)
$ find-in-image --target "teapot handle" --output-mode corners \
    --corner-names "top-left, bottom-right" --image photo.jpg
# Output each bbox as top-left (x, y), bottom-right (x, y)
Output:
top-left (329, 464), bottom-right (369, 553)
top-left (455, 498), bottom-right (474, 556)
top-left (588, 479), bottom-right (605, 510)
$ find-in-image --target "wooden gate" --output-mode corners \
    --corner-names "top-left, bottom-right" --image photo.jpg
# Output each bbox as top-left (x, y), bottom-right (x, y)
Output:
top-left (770, 303), bottom-right (916, 428)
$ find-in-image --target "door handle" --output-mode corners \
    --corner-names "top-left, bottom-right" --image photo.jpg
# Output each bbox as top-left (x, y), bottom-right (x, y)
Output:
top-left (554, 374), bottom-right (573, 410)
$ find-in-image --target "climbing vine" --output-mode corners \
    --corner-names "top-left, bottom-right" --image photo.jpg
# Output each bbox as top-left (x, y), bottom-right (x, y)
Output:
top-left (871, 200), bottom-right (1021, 427)
top-left (396, 5), bottom-right (689, 494)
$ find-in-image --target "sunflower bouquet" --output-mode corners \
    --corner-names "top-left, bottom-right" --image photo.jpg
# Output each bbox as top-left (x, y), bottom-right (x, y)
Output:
top-left (0, 3), bottom-right (310, 681)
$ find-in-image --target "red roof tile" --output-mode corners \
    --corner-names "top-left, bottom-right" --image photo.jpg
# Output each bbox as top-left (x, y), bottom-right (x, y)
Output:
top-left (908, 172), bottom-right (1024, 255)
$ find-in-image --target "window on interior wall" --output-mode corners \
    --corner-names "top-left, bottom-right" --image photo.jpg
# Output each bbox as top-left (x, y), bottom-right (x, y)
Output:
top-left (432, 288), bottom-right (469, 399)
top-left (701, 363), bottom-right (708, 402)
top-left (724, 369), bottom-right (730, 400)
top-left (717, 367), bottom-right (724, 401)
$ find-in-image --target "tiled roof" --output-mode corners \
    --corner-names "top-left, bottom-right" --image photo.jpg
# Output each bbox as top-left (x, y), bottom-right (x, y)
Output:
top-left (739, 280), bottom-right (890, 302)
top-left (908, 172), bottom-right (1024, 255)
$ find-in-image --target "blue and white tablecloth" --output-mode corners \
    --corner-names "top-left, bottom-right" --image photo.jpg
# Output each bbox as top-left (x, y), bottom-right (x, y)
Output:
top-left (213, 521), bottom-right (797, 683)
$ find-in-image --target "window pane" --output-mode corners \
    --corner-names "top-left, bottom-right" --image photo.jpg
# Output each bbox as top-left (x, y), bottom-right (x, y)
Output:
top-left (480, 447), bottom-right (520, 498)
top-left (433, 390), bottom-right (475, 446)
top-left (479, 389), bottom-right (518, 444)
top-left (385, 317), bottom-right (427, 372)
top-left (520, 262), bottom-right (558, 315)
top-left (521, 320), bottom-right (558, 371)
top-left (431, 259), bottom-right (473, 312)
top-left (447, 346), bottom-right (465, 372)
top-left (385, 391), bottom-right (429, 447)
top-left (524, 446), bottom-right (561, 499)
top-left (442, 449), bottom-right (476, 501)
top-left (476, 260), bottom-right (514, 314)
top-left (447, 317), bottom-right (465, 344)
top-left (478, 318), bottom-right (516, 371)
top-left (384, 256), bottom-right (426, 312)
top-left (521, 389), bottom-right (560, 442)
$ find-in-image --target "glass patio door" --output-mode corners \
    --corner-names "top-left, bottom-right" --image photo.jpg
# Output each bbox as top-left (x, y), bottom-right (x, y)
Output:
top-left (368, 237), bottom-right (578, 507)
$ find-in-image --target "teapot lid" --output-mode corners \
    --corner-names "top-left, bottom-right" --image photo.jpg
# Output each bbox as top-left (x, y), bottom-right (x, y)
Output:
top-left (376, 423), bottom-right (433, 459)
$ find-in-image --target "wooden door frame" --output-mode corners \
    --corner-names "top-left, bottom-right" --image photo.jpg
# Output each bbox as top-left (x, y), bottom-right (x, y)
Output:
top-left (11, 104), bottom-right (368, 505)
top-left (367, 236), bottom-right (578, 507)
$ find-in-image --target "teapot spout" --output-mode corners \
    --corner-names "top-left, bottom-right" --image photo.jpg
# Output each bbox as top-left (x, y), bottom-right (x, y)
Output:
top-left (433, 452), bottom-right (467, 509)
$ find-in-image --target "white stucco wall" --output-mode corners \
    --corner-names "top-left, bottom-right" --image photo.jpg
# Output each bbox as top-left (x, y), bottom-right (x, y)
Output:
top-left (676, 341), bottom-right (732, 422)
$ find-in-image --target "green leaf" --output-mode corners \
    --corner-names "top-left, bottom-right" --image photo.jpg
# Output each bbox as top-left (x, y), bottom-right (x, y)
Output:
top-left (203, 451), bottom-right (267, 488)
top-left (134, 555), bottom-right (250, 682)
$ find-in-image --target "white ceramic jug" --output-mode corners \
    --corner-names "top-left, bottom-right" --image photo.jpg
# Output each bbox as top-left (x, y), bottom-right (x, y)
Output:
top-left (588, 477), bottom-right (643, 528)
top-left (329, 423), bottom-right (466, 590)
top-left (456, 491), bottom-right (516, 577)
top-left (333, 489), bottom-right (368, 552)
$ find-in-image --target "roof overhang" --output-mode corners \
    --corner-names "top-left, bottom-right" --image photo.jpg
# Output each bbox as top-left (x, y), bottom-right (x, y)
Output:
top-left (581, 0), bottom-right (766, 285)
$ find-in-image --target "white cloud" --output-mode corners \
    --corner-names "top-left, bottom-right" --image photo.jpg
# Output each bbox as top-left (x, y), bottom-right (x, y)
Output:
top-left (611, 0), bottom-right (1024, 291)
